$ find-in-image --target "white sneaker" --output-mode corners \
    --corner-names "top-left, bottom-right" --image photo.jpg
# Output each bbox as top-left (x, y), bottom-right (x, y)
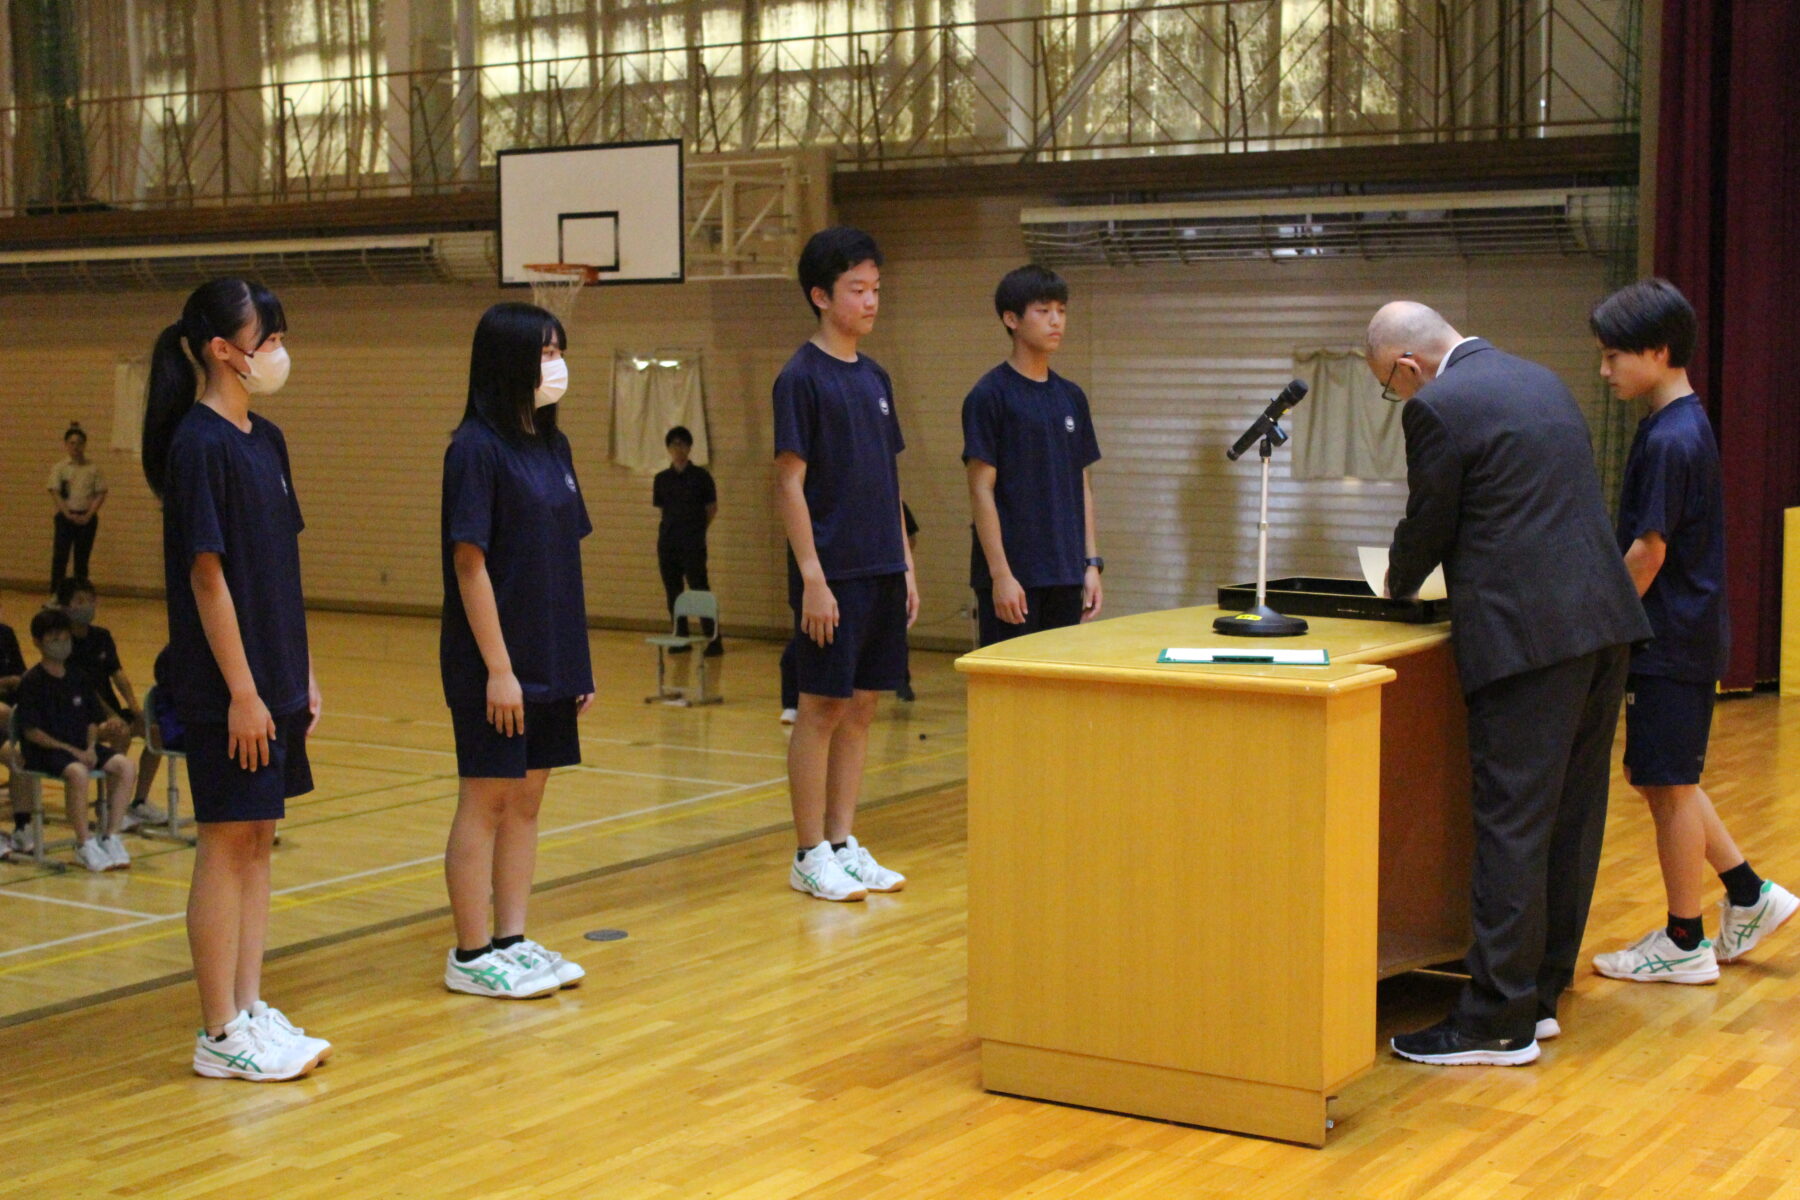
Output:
top-left (129, 799), bottom-right (168, 824)
top-left (1535, 1018), bottom-right (1561, 1041)
top-left (443, 947), bottom-right (561, 999)
top-left (1593, 928), bottom-right (1720, 984)
top-left (192, 1010), bottom-right (325, 1081)
top-left (1717, 881), bottom-right (1799, 963)
top-left (506, 938), bottom-right (586, 988)
top-left (779, 708), bottom-right (798, 725)
top-left (834, 835), bottom-right (905, 893)
top-left (100, 834), bottom-right (131, 870)
top-left (77, 840), bottom-right (111, 873)
top-left (119, 809), bottom-right (142, 832)
top-left (250, 999), bottom-right (332, 1062)
top-left (11, 827), bottom-right (38, 855)
top-left (790, 842), bottom-right (867, 902)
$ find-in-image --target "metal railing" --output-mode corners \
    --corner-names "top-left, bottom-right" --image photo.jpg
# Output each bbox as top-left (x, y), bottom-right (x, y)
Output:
top-left (0, 0), bottom-right (1637, 218)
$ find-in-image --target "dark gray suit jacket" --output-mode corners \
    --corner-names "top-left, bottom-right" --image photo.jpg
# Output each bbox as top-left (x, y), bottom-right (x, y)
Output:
top-left (1386, 339), bottom-right (1650, 695)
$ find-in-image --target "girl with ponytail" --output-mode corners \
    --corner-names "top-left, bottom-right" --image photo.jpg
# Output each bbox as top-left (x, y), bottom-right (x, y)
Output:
top-left (144, 278), bottom-right (330, 1081)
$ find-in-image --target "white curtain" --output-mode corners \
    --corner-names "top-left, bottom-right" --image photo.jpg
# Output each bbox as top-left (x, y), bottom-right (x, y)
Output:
top-left (1288, 348), bottom-right (1406, 482)
top-left (610, 354), bottom-right (709, 473)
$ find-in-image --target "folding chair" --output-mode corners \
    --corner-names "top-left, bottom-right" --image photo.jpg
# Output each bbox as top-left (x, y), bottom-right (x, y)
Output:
top-left (645, 590), bottom-right (723, 706)
top-left (138, 686), bottom-right (197, 846)
top-left (5, 708), bottom-right (71, 871)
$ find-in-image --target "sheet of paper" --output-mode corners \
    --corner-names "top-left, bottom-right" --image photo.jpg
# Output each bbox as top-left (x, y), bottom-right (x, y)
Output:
top-left (1358, 546), bottom-right (1448, 602)
top-left (1159, 648), bottom-right (1330, 666)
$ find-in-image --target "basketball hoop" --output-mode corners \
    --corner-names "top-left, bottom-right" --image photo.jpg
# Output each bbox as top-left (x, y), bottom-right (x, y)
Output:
top-left (523, 262), bottom-right (600, 323)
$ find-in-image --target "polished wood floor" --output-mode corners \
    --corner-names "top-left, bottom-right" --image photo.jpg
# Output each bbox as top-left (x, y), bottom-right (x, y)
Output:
top-left (4, 593), bottom-right (1799, 1198)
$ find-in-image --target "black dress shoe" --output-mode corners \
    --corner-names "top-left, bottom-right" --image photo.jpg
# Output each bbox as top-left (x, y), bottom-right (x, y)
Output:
top-left (1390, 1017), bottom-right (1539, 1066)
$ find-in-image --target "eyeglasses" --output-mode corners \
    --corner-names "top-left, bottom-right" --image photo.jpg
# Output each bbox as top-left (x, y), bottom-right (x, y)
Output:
top-left (1380, 352), bottom-right (1415, 404)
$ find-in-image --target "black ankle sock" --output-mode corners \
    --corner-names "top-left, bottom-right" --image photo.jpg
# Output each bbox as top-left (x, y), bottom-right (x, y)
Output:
top-left (492, 934), bottom-right (524, 951)
top-left (454, 943), bottom-right (492, 963)
top-left (796, 848), bottom-right (809, 863)
top-left (1720, 862), bottom-right (1765, 909)
top-left (830, 841), bottom-right (848, 852)
top-left (11, 815), bottom-right (24, 832)
top-left (1666, 913), bottom-right (1705, 951)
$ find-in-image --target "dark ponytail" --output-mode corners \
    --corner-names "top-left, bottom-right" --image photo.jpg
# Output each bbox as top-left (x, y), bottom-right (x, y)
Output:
top-left (141, 277), bottom-right (287, 497)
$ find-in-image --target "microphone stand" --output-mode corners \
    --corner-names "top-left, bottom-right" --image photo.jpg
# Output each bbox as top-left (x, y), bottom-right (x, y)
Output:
top-left (1214, 421), bottom-right (1309, 637)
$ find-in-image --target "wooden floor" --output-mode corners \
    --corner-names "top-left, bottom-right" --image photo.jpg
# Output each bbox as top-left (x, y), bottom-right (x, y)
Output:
top-left (5, 593), bottom-right (1800, 1198)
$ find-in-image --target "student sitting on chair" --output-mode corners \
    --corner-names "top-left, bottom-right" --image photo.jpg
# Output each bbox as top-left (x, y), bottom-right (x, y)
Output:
top-left (14, 608), bottom-right (136, 872)
top-left (57, 578), bottom-right (166, 828)
top-left (0, 598), bottom-right (31, 857)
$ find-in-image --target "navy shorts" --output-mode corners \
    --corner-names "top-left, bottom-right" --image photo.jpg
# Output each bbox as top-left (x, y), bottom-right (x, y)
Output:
top-left (184, 710), bottom-right (314, 823)
top-left (788, 571), bottom-right (910, 699)
top-left (22, 743), bottom-right (127, 778)
top-left (1623, 673), bottom-right (1716, 787)
top-left (450, 698), bottom-right (581, 779)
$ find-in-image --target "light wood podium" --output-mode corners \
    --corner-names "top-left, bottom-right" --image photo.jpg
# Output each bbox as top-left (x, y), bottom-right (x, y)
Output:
top-left (955, 605), bottom-right (1472, 1146)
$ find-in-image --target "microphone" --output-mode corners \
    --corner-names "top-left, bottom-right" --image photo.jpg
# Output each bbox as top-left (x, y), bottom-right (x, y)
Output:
top-left (1226, 380), bottom-right (1308, 461)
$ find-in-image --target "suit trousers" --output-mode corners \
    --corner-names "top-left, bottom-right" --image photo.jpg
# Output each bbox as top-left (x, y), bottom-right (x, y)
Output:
top-left (1453, 643), bottom-right (1630, 1040)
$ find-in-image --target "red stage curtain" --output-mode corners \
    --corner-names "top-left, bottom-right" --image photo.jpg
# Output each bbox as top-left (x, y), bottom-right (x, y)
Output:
top-left (1654, 0), bottom-right (1800, 689)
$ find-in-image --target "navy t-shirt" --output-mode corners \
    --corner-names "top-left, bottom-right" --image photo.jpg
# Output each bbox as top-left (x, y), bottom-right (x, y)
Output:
top-left (1616, 394), bottom-right (1729, 682)
top-left (440, 418), bottom-right (596, 706)
top-left (652, 464), bottom-right (716, 545)
top-left (0, 623), bottom-right (23, 697)
top-left (14, 664), bottom-right (105, 749)
top-left (962, 363), bottom-right (1101, 588)
top-left (69, 624), bottom-right (125, 715)
top-left (161, 405), bottom-right (311, 725)
top-left (771, 342), bottom-right (907, 581)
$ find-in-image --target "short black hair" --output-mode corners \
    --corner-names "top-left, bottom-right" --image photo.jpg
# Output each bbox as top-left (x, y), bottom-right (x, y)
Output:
top-left (994, 264), bottom-right (1069, 331)
top-left (1589, 277), bottom-right (1697, 367)
top-left (64, 422), bottom-right (86, 442)
top-left (56, 577), bottom-right (96, 607)
top-left (31, 608), bottom-right (71, 642)
top-left (797, 227), bottom-right (882, 317)
top-left (665, 426), bottom-right (693, 448)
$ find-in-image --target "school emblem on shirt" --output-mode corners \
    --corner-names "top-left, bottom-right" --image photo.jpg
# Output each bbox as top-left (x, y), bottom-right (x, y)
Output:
top-left (1064, 415), bottom-right (1076, 433)
top-left (878, 394), bottom-right (891, 416)
top-left (564, 472), bottom-right (578, 493)
top-left (280, 475), bottom-right (289, 495)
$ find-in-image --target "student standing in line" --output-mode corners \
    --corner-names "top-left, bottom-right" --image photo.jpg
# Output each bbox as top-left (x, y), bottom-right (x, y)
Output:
top-left (57, 577), bottom-right (166, 827)
top-left (1588, 278), bottom-right (1796, 983)
top-left (652, 425), bottom-right (721, 656)
top-left (963, 265), bottom-right (1104, 648)
top-left (774, 226), bottom-right (915, 902)
top-left (47, 423), bottom-right (106, 596)
top-left (142, 277), bottom-right (330, 1081)
top-left (440, 302), bottom-right (594, 1000)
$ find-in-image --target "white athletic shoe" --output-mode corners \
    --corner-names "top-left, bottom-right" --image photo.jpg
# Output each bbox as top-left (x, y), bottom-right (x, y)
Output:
top-left (1716, 881), bottom-right (1799, 963)
top-left (128, 799), bottom-right (168, 824)
top-left (507, 938), bottom-right (586, 988)
top-left (790, 842), bottom-right (867, 902)
top-left (119, 809), bottom-right (142, 832)
top-left (1535, 1018), bottom-right (1561, 1041)
top-left (779, 708), bottom-right (798, 725)
top-left (192, 1010), bottom-right (326, 1081)
top-left (834, 835), bottom-right (905, 893)
top-left (443, 947), bottom-right (561, 999)
top-left (251, 999), bottom-right (332, 1062)
top-left (1593, 928), bottom-right (1720, 984)
top-left (99, 834), bottom-right (131, 870)
top-left (76, 840), bottom-right (111, 873)
top-left (11, 827), bottom-right (38, 855)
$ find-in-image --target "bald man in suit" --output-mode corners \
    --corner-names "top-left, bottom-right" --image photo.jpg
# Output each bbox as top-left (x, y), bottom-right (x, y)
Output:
top-left (1369, 302), bottom-right (1650, 1067)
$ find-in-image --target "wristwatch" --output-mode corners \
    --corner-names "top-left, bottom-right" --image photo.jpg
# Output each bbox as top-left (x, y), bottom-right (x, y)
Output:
top-left (1085, 556), bottom-right (1105, 574)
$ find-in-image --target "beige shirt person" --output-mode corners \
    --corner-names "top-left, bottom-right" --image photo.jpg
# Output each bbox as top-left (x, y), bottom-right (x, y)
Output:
top-left (48, 460), bottom-right (107, 515)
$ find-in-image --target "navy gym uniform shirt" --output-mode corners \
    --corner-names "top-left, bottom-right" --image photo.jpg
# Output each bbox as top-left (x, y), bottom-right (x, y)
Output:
top-left (161, 405), bottom-right (311, 725)
top-left (14, 665), bottom-right (105, 751)
top-left (772, 342), bottom-right (907, 581)
top-left (961, 363), bottom-right (1101, 588)
top-left (0, 623), bottom-right (23, 701)
top-left (440, 418), bottom-right (596, 707)
top-left (1616, 394), bottom-right (1729, 682)
top-left (69, 624), bottom-right (126, 715)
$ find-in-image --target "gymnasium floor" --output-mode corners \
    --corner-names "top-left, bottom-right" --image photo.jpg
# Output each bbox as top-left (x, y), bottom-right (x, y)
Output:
top-left (4, 592), bottom-right (1799, 1198)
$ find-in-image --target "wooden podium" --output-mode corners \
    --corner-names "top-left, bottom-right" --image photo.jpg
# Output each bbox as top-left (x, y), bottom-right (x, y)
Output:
top-left (955, 606), bottom-right (1471, 1146)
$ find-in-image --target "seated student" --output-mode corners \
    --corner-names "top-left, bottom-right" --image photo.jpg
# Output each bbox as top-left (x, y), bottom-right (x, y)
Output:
top-left (0, 598), bottom-right (34, 857)
top-left (58, 578), bottom-right (165, 827)
top-left (14, 609), bottom-right (136, 872)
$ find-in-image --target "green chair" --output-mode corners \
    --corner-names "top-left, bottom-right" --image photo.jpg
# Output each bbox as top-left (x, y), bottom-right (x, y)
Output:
top-left (645, 590), bottom-right (723, 707)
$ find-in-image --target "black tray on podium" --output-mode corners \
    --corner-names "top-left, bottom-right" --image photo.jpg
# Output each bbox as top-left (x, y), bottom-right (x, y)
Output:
top-left (1217, 576), bottom-right (1448, 625)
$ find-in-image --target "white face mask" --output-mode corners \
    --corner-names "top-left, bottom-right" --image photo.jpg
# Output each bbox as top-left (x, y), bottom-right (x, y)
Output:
top-left (237, 344), bottom-right (291, 396)
top-left (535, 356), bottom-right (569, 408)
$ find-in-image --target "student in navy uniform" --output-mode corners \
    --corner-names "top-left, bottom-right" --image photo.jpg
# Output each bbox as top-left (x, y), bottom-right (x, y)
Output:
top-left (142, 277), bottom-right (331, 1082)
top-left (57, 577), bottom-right (166, 826)
top-left (440, 302), bottom-right (595, 1001)
top-left (963, 265), bottom-right (1104, 648)
top-left (652, 425), bottom-right (721, 655)
top-left (0, 598), bottom-right (32, 859)
top-left (13, 609), bottom-right (136, 872)
top-left (774, 227), bottom-right (915, 902)
top-left (1588, 279), bottom-right (1796, 983)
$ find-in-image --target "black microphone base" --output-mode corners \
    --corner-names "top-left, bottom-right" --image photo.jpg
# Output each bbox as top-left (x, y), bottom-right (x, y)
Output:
top-left (1213, 605), bottom-right (1310, 637)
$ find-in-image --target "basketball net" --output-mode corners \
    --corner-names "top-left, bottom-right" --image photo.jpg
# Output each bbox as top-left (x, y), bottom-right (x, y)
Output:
top-left (523, 263), bottom-right (599, 323)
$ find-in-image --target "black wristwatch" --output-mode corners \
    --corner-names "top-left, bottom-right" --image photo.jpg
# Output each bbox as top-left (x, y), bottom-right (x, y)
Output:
top-left (1085, 556), bottom-right (1105, 574)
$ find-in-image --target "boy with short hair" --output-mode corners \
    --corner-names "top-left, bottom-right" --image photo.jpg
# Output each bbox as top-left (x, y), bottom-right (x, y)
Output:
top-left (14, 608), bottom-right (136, 872)
top-left (652, 425), bottom-right (720, 656)
top-left (58, 577), bottom-right (165, 825)
top-left (773, 226), bottom-right (916, 901)
top-left (963, 264), bottom-right (1104, 647)
top-left (1589, 277), bottom-right (1795, 984)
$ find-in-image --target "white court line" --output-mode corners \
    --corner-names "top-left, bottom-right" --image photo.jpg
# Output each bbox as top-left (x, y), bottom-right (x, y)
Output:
top-left (326, 710), bottom-right (790, 762)
top-left (309, 734), bottom-right (749, 787)
top-left (0, 890), bottom-right (160, 919)
top-left (0, 918), bottom-right (163, 962)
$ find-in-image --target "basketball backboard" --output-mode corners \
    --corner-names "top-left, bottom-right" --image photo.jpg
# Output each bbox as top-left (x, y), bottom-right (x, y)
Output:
top-left (497, 139), bottom-right (684, 287)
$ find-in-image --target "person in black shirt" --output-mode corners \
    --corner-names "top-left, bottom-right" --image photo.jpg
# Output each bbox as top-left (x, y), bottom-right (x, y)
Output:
top-left (1587, 279), bottom-right (1795, 982)
top-left (0, 596), bottom-right (32, 857)
top-left (56, 577), bottom-right (166, 825)
top-left (652, 425), bottom-right (721, 656)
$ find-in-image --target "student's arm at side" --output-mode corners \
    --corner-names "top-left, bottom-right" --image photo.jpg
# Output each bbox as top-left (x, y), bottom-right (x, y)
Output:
top-left (1623, 532), bottom-right (1667, 598)
top-left (966, 459), bottom-right (1026, 624)
top-left (21, 725), bottom-right (94, 767)
top-left (705, 503), bottom-right (718, 530)
top-left (899, 501), bottom-right (919, 629)
top-left (1081, 469), bottom-right (1103, 621)
top-left (191, 552), bottom-right (276, 771)
top-left (307, 655), bottom-right (322, 735)
top-left (112, 669), bottom-right (138, 715)
top-left (452, 542), bottom-right (524, 737)
top-left (775, 452), bottom-right (838, 646)
top-left (88, 486), bottom-right (108, 518)
top-left (48, 483), bottom-right (72, 520)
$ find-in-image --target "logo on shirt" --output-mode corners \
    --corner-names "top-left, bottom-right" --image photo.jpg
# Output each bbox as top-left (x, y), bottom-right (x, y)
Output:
top-left (1064, 415), bottom-right (1076, 433)
top-left (73, 696), bottom-right (83, 708)
top-left (564, 472), bottom-right (578, 493)
top-left (877, 394), bottom-right (891, 416)
top-left (280, 475), bottom-right (289, 495)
